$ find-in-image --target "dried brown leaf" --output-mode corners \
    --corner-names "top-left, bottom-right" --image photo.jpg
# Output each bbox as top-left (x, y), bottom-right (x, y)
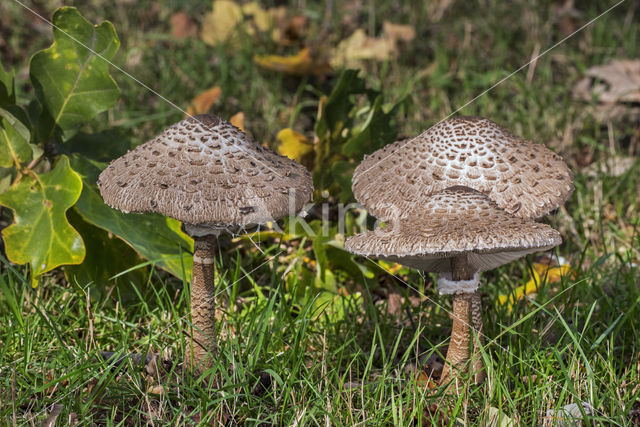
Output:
top-left (185, 86), bottom-right (222, 117)
top-left (229, 112), bottom-right (245, 131)
top-left (41, 404), bottom-right (63, 427)
top-left (170, 12), bottom-right (197, 39)
top-left (573, 59), bottom-right (640, 104)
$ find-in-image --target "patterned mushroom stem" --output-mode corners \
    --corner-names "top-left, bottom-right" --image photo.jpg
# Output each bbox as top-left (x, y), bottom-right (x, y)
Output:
top-left (471, 290), bottom-right (486, 383)
top-left (189, 234), bottom-right (222, 372)
top-left (440, 255), bottom-right (473, 388)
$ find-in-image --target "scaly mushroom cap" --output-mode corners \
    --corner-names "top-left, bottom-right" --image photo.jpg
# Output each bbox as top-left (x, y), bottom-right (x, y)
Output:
top-left (352, 116), bottom-right (573, 220)
top-left (98, 114), bottom-right (313, 227)
top-left (345, 186), bottom-right (561, 273)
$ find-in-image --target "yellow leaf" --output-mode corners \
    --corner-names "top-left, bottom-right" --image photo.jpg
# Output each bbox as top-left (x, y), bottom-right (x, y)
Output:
top-left (378, 260), bottom-right (403, 275)
top-left (331, 22), bottom-right (415, 69)
top-left (229, 112), bottom-right (245, 131)
top-left (185, 86), bottom-right (222, 117)
top-left (200, 0), bottom-right (243, 46)
top-left (331, 29), bottom-right (396, 68)
top-left (276, 128), bottom-right (314, 165)
top-left (242, 2), bottom-right (272, 33)
top-left (254, 47), bottom-right (332, 76)
top-left (498, 262), bottom-right (573, 311)
top-left (382, 21), bottom-right (416, 43)
top-left (200, 1), bottom-right (280, 46)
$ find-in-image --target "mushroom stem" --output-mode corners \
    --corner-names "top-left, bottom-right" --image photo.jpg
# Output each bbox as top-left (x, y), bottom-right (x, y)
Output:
top-left (471, 290), bottom-right (486, 383)
top-left (440, 293), bottom-right (472, 388)
top-left (189, 234), bottom-right (220, 372)
top-left (440, 255), bottom-right (473, 387)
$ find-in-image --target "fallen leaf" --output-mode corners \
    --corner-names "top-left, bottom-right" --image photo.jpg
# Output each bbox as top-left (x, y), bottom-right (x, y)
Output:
top-left (383, 21), bottom-right (416, 43)
top-left (185, 86), bottom-right (222, 117)
top-left (330, 22), bottom-right (415, 69)
top-left (485, 407), bottom-right (516, 427)
top-left (147, 384), bottom-right (165, 395)
top-left (415, 370), bottom-right (438, 389)
top-left (255, 47), bottom-right (332, 75)
top-left (229, 112), bottom-right (245, 131)
top-left (242, 2), bottom-right (272, 33)
top-left (544, 402), bottom-right (594, 427)
top-left (200, 0), bottom-right (243, 46)
top-left (573, 59), bottom-right (640, 104)
top-left (42, 404), bottom-right (63, 427)
top-left (583, 155), bottom-right (635, 177)
top-left (497, 260), bottom-right (573, 311)
top-left (170, 12), bottom-right (197, 39)
top-left (200, 1), bottom-right (280, 46)
top-left (276, 128), bottom-right (315, 167)
top-left (378, 260), bottom-right (405, 275)
top-left (331, 29), bottom-right (396, 68)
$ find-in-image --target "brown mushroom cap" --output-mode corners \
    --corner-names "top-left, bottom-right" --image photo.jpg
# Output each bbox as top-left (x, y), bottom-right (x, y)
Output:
top-left (98, 114), bottom-right (313, 227)
top-left (352, 116), bottom-right (573, 220)
top-left (345, 186), bottom-right (561, 273)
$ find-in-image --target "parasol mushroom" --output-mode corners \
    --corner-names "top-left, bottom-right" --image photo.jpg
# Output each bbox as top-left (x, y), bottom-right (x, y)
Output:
top-left (353, 116), bottom-right (573, 221)
top-left (351, 116), bottom-right (573, 384)
top-left (98, 114), bottom-right (313, 371)
top-left (345, 186), bottom-right (562, 389)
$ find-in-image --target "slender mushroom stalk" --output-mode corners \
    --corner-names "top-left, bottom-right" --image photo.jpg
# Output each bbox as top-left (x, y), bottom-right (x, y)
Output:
top-left (440, 255), bottom-right (474, 385)
top-left (345, 187), bottom-right (563, 392)
top-left (189, 234), bottom-right (221, 370)
top-left (97, 114), bottom-right (313, 373)
top-left (439, 256), bottom-right (487, 385)
top-left (470, 290), bottom-right (486, 383)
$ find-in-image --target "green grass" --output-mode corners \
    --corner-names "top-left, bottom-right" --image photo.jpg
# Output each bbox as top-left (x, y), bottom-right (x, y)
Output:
top-left (1, 243), bottom-right (639, 424)
top-left (1, 0), bottom-right (640, 424)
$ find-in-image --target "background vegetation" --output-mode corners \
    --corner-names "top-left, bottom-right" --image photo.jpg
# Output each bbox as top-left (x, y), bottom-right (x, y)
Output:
top-left (0, 0), bottom-right (639, 424)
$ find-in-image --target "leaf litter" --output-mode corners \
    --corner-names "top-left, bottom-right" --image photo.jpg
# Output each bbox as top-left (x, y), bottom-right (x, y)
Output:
top-left (573, 59), bottom-right (640, 121)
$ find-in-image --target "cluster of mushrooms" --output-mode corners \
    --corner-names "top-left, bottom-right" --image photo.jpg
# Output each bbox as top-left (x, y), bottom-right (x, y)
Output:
top-left (97, 114), bottom-right (573, 392)
top-left (347, 116), bottom-right (573, 388)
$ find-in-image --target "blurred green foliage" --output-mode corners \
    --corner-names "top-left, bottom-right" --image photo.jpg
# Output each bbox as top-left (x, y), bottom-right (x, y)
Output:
top-left (313, 69), bottom-right (408, 202)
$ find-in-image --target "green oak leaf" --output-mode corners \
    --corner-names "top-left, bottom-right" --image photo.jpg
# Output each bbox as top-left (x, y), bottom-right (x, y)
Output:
top-left (60, 130), bottom-right (130, 162)
top-left (0, 62), bottom-right (16, 106)
top-left (0, 168), bottom-right (12, 193)
top-left (70, 155), bottom-right (194, 280)
top-left (75, 185), bottom-right (194, 280)
top-left (65, 208), bottom-right (147, 303)
top-left (342, 94), bottom-right (405, 158)
top-left (30, 7), bottom-right (120, 136)
top-left (0, 156), bottom-right (85, 285)
top-left (0, 107), bottom-right (32, 168)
